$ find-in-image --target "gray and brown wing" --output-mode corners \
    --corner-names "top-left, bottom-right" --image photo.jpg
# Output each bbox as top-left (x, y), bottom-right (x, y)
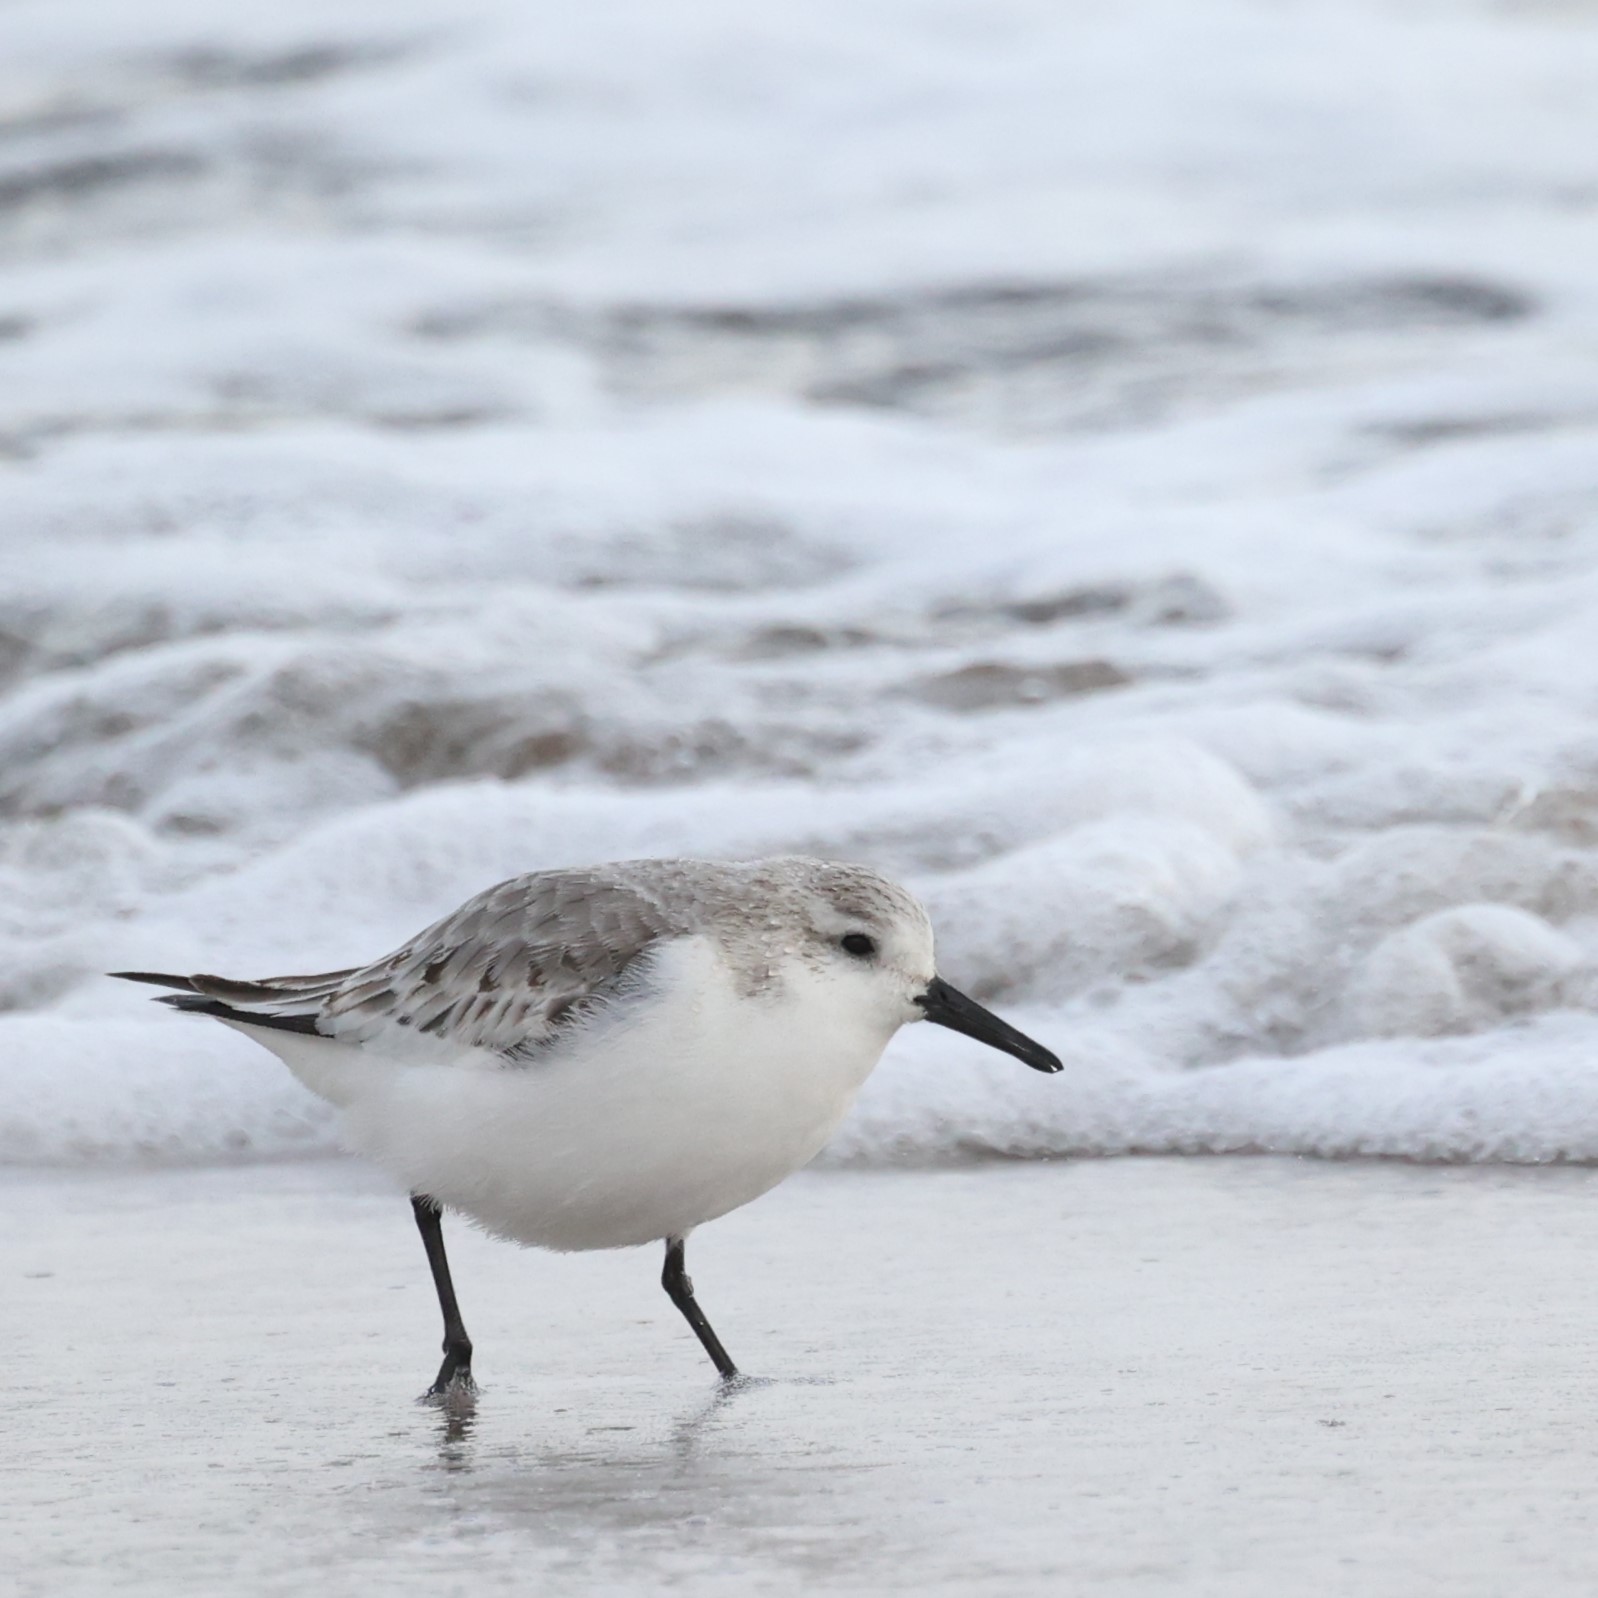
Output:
top-left (113, 868), bottom-right (686, 1059)
top-left (319, 870), bottom-right (683, 1055)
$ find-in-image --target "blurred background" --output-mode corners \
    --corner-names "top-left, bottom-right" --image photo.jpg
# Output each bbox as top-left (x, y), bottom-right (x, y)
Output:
top-left (4, 0), bottom-right (1598, 1166)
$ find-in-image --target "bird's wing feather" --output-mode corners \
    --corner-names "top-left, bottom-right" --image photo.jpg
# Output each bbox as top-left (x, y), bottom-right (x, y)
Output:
top-left (116, 867), bottom-right (697, 1058)
top-left (312, 869), bottom-right (685, 1057)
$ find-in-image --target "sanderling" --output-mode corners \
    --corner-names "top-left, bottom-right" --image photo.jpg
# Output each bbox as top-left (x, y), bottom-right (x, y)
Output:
top-left (115, 856), bottom-right (1059, 1394)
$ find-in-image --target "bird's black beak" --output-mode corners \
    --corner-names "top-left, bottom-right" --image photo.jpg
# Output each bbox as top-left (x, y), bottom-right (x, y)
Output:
top-left (913, 977), bottom-right (1062, 1074)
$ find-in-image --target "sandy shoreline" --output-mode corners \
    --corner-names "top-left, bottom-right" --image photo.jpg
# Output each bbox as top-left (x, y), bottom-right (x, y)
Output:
top-left (6, 1156), bottom-right (1598, 1596)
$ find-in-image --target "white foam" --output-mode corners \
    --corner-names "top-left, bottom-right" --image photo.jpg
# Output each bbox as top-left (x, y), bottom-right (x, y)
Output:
top-left (4, 0), bottom-right (1598, 1166)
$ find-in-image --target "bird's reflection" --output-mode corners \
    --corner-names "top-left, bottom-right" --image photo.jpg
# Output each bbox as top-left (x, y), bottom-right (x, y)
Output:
top-left (423, 1387), bottom-right (479, 1472)
top-left (669, 1372), bottom-right (774, 1457)
top-left (419, 1370), bottom-right (837, 1483)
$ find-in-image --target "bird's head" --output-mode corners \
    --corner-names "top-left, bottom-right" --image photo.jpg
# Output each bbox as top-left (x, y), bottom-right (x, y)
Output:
top-left (768, 858), bottom-right (1062, 1075)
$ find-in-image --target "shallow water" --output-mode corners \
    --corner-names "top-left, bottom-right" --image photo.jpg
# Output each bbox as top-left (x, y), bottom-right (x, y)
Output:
top-left (8, 1158), bottom-right (1598, 1596)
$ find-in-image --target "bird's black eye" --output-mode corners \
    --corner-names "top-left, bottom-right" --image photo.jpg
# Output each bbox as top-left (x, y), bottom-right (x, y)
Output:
top-left (840, 933), bottom-right (877, 959)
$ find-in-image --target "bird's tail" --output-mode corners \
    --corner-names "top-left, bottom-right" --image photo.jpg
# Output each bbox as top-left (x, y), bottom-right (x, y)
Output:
top-left (111, 966), bottom-right (374, 1107)
top-left (108, 968), bottom-right (356, 1035)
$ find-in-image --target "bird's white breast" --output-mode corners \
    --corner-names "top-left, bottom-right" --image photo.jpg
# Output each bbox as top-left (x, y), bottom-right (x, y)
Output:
top-left (277, 936), bottom-right (895, 1251)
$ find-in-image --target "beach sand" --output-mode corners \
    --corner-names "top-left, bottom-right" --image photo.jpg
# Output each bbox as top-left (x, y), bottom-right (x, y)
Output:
top-left (6, 1156), bottom-right (1598, 1596)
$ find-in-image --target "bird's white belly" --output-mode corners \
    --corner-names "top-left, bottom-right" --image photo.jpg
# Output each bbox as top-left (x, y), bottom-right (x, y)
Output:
top-left (312, 939), bottom-right (893, 1251)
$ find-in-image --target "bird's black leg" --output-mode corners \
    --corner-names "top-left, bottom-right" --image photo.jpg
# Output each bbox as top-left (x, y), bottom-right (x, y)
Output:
top-left (411, 1194), bottom-right (475, 1397)
top-left (662, 1235), bottom-right (739, 1380)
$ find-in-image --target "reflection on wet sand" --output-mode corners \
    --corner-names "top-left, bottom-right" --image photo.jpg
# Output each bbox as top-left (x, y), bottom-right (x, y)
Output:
top-left (408, 1371), bottom-right (892, 1584)
top-left (425, 1389), bottom-right (478, 1470)
top-left (14, 1161), bottom-right (1598, 1595)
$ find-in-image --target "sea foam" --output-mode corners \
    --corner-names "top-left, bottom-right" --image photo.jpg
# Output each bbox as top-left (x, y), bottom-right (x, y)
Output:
top-left (4, 0), bottom-right (1598, 1165)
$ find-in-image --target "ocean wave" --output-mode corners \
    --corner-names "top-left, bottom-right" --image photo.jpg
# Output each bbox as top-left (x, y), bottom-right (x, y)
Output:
top-left (5, 0), bottom-right (1598, 1166)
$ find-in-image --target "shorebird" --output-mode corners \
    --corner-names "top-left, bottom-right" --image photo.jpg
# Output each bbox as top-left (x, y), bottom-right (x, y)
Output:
top-left (115, 857), bottom-right (1060, 1394)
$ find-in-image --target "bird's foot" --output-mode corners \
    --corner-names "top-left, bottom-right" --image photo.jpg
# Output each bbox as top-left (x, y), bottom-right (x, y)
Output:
top-left (720, 1371), bottom-right (784, 1394)
top-left (419, 1366), bottom-right (478, 1407)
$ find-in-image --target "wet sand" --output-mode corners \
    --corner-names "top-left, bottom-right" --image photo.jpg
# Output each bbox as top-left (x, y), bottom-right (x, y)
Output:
top-left (6, 1157), bottom-right (1598, 1596)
